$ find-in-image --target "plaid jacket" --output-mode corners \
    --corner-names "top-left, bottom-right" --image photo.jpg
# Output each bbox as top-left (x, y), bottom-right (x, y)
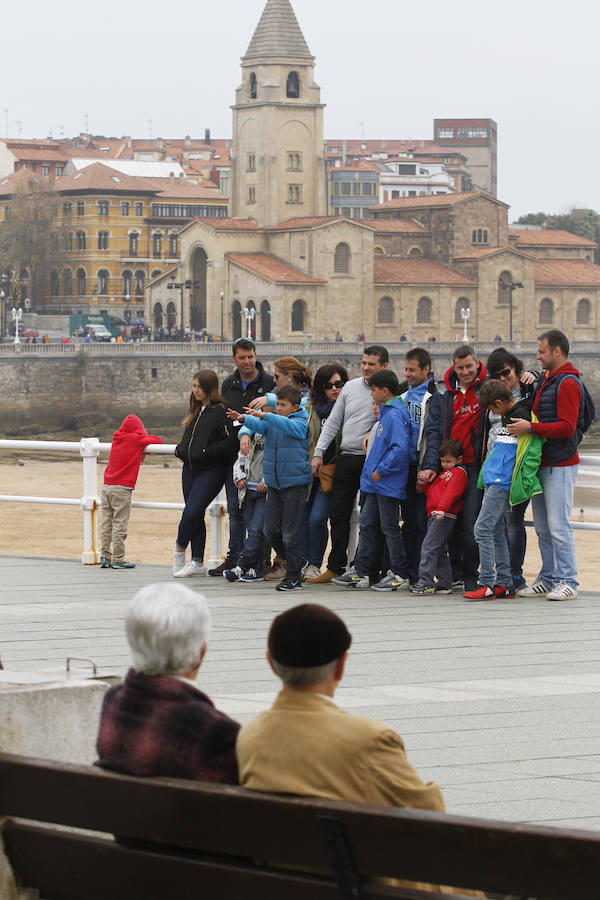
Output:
top-left (96, 668), bottom-right (240, 784)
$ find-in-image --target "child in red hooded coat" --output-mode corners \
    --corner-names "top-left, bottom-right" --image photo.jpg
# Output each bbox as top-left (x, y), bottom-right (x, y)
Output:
top-left (100, 415), bottom-right (162, 569)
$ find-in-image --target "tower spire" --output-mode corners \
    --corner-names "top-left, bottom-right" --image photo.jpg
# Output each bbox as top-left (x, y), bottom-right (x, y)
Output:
top-left (244, 0), bottom-right (313, 60)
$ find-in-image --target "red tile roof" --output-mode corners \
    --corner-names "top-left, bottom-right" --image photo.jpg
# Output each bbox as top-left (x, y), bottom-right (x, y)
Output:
top-left (144, 177), bottom-right (225, 200)
top-left (535, 260), bottom-right (600, 287)
top-left (368, 219), bottom-right (427, 234)
top-left (0, 168), bottom-right (52, 196)
top-left (11, 148), bottom-right (68, 162)
top-left (374, 258), bottom-right (475, 285)
top-left (510, 229), bottom-right (597, 248)
top-left (373, 191), bottom-right (507, 211)
top-left (179, 217), bottom-right (259, 233)
top-left (453, 245), bottom-right (534, 261)
top-left (227, 253), bottom-right (326, 284)
top-left (56, 163), bottom-right (156, 194)
top-left (268, 216), bottom-right (372, 231)
top-left (329, 159), bottom-right (380, 173)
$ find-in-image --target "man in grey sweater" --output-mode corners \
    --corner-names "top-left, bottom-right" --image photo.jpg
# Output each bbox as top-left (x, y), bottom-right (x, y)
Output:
top-left (307, 345), bottom-right (389, 583)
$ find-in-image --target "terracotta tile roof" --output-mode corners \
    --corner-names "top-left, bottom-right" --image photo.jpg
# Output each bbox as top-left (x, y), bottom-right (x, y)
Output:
top-left (144, 177), bottom-right (225, 200)
top-left (227, 253), bottom-right (326, 284)
top-left (0, 168), bottom-right (50, 197)
top-left (453, 245), bottom-right (535, 261)
top-left (368, 219), bottom-right (427, 234)
top-left (535, 260), bottom-right (600, 287)
top-left (510, 229), bottom-right (597, 248)
top-left (374, 258), bottom-right (475, 286)
top-left (11, 147), bottom-right (68, 162)
top-left (329, 159), bottom-right (380, 173)
top-left (56, 163), bottom-right (156, 194)
top-left (267, 216), bottom-right (349, 231)
top-left (179, 217), bottom-right (259, 233)
top-left (373, 191), bottom-right (507, 211)
top-left (326, 139), bottom-right (454, 156)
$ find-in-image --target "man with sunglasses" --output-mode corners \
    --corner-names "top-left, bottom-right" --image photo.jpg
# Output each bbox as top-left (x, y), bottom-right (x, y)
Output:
top-left (209, 339), bottom-right (275, 576)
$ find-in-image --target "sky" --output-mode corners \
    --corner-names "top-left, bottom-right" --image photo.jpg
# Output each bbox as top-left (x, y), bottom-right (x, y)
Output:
top-left (3, 0), bottom-right (598, 219)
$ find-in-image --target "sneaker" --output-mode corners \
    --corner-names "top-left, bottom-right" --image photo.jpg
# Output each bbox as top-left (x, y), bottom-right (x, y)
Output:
top-left (410, 583), bottom-right (436, 595)
top-left (302, 564), bottom-right (321, 581)
top-left (224, 565), bottom-right (244, 583)
top-left (546, 581), bottom-right (578, 601)
top-left (173, 562), bottom-right (208, 578)
top-left (346, 574), bottom-right (370, 590)
top-left (463, 585), bottom-right (495, 601)
top-left (372, 571), bottom-right (410, 592)
top-left (173, 549), bottom-right (186, 575)
top-left (208, 557), bottom-right (236, 577)
top-left (265, 558), bottom-right (287, 581)
top-left (332, 568), bottom-right (357, 586)
top-left (435, 585), bottom-right (452, 594)
top-left (276, 576), bottom-right (303, 592)
top-left (517, 579), bottom-right (549, 597)
top-left (111, 560), bottom-right (135, 569)
top-left (239, 568), bottom-right (264, 582)
top-left (494, 585), bottom-right (516, 599)
top-left (452, 580), bottom-right (465, 593)
top-left (100, 556), bottom-right (111, 569)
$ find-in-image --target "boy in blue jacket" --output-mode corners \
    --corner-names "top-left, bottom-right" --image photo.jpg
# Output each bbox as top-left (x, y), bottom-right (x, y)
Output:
top-left (337, 370), bottom-right (411, 591)
top-left (227, 385), bottom-right (311, 592)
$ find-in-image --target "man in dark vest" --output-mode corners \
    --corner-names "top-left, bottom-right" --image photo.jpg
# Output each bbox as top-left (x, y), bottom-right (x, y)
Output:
top-left (507, 329), bottom-right (582, 600)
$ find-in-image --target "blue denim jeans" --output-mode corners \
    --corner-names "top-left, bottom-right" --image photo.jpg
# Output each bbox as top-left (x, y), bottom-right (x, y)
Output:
top-left (238, 490), bottom-right (266, 573)
top-left (532, 465), bottom-right (578, 589)
top-left (264, 484), bottom-right (308, 580)
top-left (300, 479), bottom-right (332, 567)
top-left (178, 465), bottom-right (228, 562)
top-left (225, 468), bottom-right (245, 564)
top-left (353, 492), bottom-right (407, 577)
top-left (474, 484), bottom-right (512, 588)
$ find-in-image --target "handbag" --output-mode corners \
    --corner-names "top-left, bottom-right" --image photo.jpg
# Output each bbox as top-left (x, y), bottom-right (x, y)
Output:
top-left (319, 463), bottom-right (336, 493)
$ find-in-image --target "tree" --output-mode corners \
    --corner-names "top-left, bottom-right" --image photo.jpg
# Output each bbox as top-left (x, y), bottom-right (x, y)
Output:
top-left (516, 212), bottom-right (548, 226)
top-left (0, 173), bottom-right (68, 309)
top-left (517, 207), bottom-right (600, 262)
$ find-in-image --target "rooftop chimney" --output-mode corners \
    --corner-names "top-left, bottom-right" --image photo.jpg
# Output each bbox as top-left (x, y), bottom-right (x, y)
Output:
top-left (205, 128), bottom-right (211, 145)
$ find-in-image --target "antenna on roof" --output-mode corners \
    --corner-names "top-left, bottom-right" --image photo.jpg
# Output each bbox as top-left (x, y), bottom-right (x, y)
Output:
top-left (15, 120), bottom-right (22, 137)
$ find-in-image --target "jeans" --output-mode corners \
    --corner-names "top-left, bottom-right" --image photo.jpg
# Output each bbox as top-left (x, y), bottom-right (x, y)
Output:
top-left (225, 468), bottom-right (245, 563)
top-left (178, 465), bottom-right (228, 562)
top-left (418, 515), bottom-right (454, 588)
top-left (328, 454), bottom-right (365, 574)
top-left (238, 490), bottom-right (266, 573)
top-left (532, 465), bottom-right (578, 589)
top-left (401, 464), bottom-right (427, 583)
top-left (300, 479), bottom-right (332, 567)
top-left (354, 492), bottom-right (407, 577)
top-left (448, 464), bottom-right (483, 588)
top-left (507, 499), bottom-right (528, 586)
top-left (474, 484), bottom-right (512, 588)
top-left (264, 484), bottom-right (308, 580)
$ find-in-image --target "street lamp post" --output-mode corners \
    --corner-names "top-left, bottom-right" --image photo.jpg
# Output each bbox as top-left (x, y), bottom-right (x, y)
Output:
top-left (460, 306), bottom-right (471, 342)
top-left (500, 280), bottom-right (524, 341)
top-left (220, 291), bottom-right (224, 342)
top-left (11, 306), bottom-right (23, 344)
top-left (243, 305), bottom-right (255, 340)
top-left (0, 290), bottom-right (4, 340)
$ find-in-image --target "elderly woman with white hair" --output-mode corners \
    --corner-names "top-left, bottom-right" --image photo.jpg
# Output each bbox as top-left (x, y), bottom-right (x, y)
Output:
top-left (96, 583), bottom-right (240, 783)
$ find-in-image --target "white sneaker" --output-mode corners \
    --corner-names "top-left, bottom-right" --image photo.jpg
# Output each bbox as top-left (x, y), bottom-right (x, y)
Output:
top-left (173, 549), bottom-right (186, 575)
top-left (302, 564), bottom-right (321, 581)
top-left (173, 561), bottom-right (207, 578)
top-left (546, 581), bottom-right (578, 601)
top-left (517, 580), bottom-right (549, 597)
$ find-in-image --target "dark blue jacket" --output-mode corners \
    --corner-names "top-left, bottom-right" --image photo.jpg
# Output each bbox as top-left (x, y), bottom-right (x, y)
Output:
top-left (241, 408), bottom-right (311, 489)
top-left (360, 396), bottom-right (411, 500)
top-left (420, 362), bottom-right (487, 473)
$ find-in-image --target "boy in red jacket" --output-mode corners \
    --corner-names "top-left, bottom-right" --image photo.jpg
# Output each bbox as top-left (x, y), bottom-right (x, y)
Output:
top-left (411, 439), bottom-right (468, 594)
top-left (100, 415), bottom-right (162, 569)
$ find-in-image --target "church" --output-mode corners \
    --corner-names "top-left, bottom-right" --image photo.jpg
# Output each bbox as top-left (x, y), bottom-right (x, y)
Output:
top-left (147, 0), bottom-right (600, 343)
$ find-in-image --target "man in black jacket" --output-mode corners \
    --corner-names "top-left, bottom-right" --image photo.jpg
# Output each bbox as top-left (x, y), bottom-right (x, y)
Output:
top-left (209, 339), bottom-right (275, 575)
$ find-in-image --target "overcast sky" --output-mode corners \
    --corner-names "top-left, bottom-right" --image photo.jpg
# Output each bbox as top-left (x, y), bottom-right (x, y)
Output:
top-left (3, 0), bottom-right (597, 219)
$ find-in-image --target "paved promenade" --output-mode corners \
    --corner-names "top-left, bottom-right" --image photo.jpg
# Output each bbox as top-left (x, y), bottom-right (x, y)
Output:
top-left (2, 553), bottom-right (600, 831)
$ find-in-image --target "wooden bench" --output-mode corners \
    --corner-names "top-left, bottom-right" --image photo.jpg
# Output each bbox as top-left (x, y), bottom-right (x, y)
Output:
top-left (2, 752), bottom-right (600, 900)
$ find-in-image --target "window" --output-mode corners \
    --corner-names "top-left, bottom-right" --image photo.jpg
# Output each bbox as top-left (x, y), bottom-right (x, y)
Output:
top-left (232, 300), bottom-right (242, 340)
top-left (286, 71), bottom-right (300, 98)
top-left (135, 202), bottom-right (143, 216)
top-left (77, 201), bottom-right (85, 216)
top-left (98, 201), bottom-right (109, 216)
top-left (341, 207), bottom-right (352, 217)
top-left (135, 269), bottom-right (145, 296)
top-left (374, 246), bottom-right (384, 256)
top-left (539, 298), bottom-right (554, 324)
top-left (153, 303), bottom-right (163, 329)
top-left (98, 269), bottom-right (109, 295)
top-left (98, 231), bottom-right (109, 250)
top-left (152, 233), bottom-right (162, 258)
top-left (122, 270), bottom-right (132, 297)
top-left (291, 299), bottom-right (305, 332)
top-left (287, 152), bottom-right (301, 171)
top-left (248, 185), bottom-right (256, 204)
top-left (63, 201), bottom-right (72, 215)
top-left (458, 127), bottom-right (488, 139)
top-left (362, 182), bottom-right (374, 196)
top-left (42, 165), bottom-right (50, 176)
top-left (334, 242), bottom-right (350, 274)
top-left (397, 164), bottom-right (416, 175)
top-left (260, 300), bottom-right (271, 342)
top-left (334, 183), bottom-right (340, 196)
top-left (352, 208), bottom-right (361, 218)
top-left (472, 228), bottom-right (488, 244)
top-left (63, 269), bottom-right (72, 297)
top-left (417, 296), bottom-right (432, 324)
top-left (250, 72), bottom-right (257, 99)
top-left (498, 271), bottom-right (512, 306)
top-left (408, 246), bottom-right (423, 257)
top-left (121, 201), bottom-right (130, 216)
top-left (438, 128), bottom-right (454, 138)
top-left (391, 190), bottom-right (400, 199)
top-left (64, 233), bottom-right (73, 251)
top-left (129, 233), bottom-right (138, 256)
top-left (287, 184), bottom-right (301, 203)
top-left (76, 231), bottom-right (86, 250)
top-left (455, 297), bottom-right (470, 324)
top-left (169, 234), bottom-right (178, 257)
top-left (577, 298), bottom-right (591, 325)
top-left (378, 296), bottom-right (394, 324)
top-left (341, 182), bottom-right (351, 195)
top-left (50, 269), bottom-right (59, 296)
top-left (247, 153), bottom-right (256, 172)
top-left (352, 182), bottom-right (360, 196)
top-left (56, 166), bottom-right (63, 176)
top-left (76, 268), bottom-right (86, 296)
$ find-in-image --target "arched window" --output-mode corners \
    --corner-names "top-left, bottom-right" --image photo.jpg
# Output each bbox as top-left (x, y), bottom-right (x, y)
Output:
top-left (539, 297), bottom-right (554, 325)
top-left (408, 246), bottom-right (423, 257)
top-left (166, 301), bottom-right (177, 329)
top-left (129, 232), bottom-right (138, 256)
top-left (63, 201), bottom-right (72, 216)
top-left (334, 242), bottom-right (350, 274)
top-left (291, 299), bottom-right (306, 332)
top-left (577, 298), bottom-right (591, 325)
top-left (378, 296), bottom-right (394, 324)
top-left (244, 300), bottom-right (257, 339)
top-left (63, 269), bottom-right (72, 297)
top-left (169, 234), bottom-right (178, 257)
top-left (153, 302), bottom-right (163, 329)
top-left (417, 296), bottom-right (432, 324)
top-left (232, 300), bottom-right (242, 341)
top-left (260, 300), bottom-right (271, 342)
top-left (76, 268), bottom-right (86, 297)
top-left (122, 269), bottom-right (132, 298)
top-left (151, 269), bottom-right (162, 279)
top-left (472, 229), bottom-right (488, 245)
top-left (50, 269), bottom-right (59, 297)
top-left (135, 270), bottom-right (145, 297)
top-left (76, 230), bottom-right (86, 250)
top-left (97, 269), bottom-right (109, 295)
top-left (250, 72), bottom-right (257, 99)
top-left (152, 233), bottom-right (162, 258)
top-left (374, 246), bottom-right (385, 256)
top-left (498, 271), bottom-right (512, 305)
top-left (286, 71), bottom-right (300, 98)
top-left (19, 268), bottom-right (29, 280)
top-left (455, 297), bottom-right (470, 324)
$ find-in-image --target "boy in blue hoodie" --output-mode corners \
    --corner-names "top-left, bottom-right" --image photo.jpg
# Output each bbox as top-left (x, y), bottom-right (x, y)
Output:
top-left (336, 370), bottom-right (411, 592)
top-left (227, 385), bottom-right (311, 592)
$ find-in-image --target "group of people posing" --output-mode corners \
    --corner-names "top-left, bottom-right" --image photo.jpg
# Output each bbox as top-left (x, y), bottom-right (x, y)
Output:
top-left (161, 329), bottom-right (588, 601)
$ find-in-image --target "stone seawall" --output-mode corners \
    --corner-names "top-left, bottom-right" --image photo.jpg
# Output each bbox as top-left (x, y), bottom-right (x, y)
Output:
top-left (1, 345), bottom-right (600, 435)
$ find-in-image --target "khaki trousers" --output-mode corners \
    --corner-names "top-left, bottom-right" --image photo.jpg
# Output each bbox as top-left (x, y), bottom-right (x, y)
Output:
top-left (100, 485), bottom-right (132, 562)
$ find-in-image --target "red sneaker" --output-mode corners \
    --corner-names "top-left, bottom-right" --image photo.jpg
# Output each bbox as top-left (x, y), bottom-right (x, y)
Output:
top-left (463, 585), bottom-right (495, 601)
top-left (494, 585), bottom-right (516, 598)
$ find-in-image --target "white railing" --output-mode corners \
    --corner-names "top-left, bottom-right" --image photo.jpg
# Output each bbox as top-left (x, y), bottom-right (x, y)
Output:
top-left (0, 439), bottom-right (599, 567)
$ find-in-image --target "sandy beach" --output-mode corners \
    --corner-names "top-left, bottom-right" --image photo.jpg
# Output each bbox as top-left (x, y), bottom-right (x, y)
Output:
top-left (0, 456), bottom-right (598, 589)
